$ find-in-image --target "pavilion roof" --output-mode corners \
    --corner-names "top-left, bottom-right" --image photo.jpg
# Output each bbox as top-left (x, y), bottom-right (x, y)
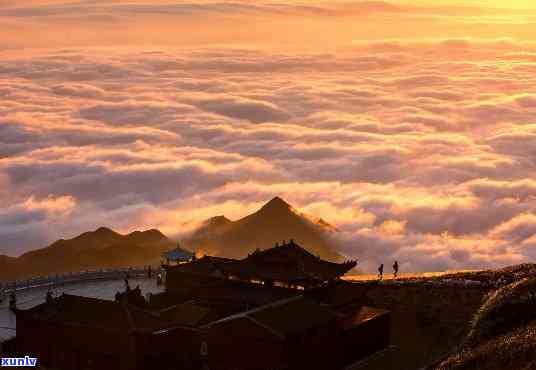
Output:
top-left (162, 247), bottom-right (194, 262)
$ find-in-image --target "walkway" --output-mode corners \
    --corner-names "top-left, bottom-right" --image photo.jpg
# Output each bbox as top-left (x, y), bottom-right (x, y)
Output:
top-left (0, 277), bottom-right (164, 342)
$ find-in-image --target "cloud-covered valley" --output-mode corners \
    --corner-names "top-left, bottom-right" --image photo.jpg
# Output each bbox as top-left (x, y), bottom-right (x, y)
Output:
top-left (2, 3), bottom-right (536, 272)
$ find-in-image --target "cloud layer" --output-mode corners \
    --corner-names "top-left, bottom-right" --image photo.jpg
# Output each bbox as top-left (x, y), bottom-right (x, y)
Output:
top-left (2, 1), bottom-right (536, 272)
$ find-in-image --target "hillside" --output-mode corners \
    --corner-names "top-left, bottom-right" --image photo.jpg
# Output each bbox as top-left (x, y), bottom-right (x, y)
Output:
top-left (0, 227), bottom-right (176, 281)
top-left (315, 264), bottom-right (536, 370)
top-left (183, 197), bottom-right (343, 262)
top-left (433, 264), bottom-right (536, 370)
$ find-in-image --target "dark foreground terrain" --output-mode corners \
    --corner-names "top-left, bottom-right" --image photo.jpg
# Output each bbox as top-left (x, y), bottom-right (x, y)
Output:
top-left (432, 265), bottom-right (536, 370)
top-left (335, 264), bottom-right (536, 370)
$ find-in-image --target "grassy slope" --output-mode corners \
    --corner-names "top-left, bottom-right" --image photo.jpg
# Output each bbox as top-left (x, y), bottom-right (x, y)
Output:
top-left (434, 266), bottom-right (536, 370)
top-left (337, 264), bottom-right (536, 370)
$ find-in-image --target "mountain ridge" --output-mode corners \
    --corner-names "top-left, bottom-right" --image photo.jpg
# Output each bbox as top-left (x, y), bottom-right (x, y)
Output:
top-left (0, 197), bottom-right (345, 281)
top-left (0, 227), bottom-right (176, 281)
top-left (182, 196), bottom-right (343, 261)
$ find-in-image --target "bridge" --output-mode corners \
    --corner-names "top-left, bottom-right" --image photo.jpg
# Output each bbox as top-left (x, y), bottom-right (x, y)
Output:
top-left (0, 266), bottom-right (161, 295)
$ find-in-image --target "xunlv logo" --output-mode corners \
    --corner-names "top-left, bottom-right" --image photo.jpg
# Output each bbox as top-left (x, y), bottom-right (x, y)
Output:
top-left (1, 356), bottom-right (38, 367)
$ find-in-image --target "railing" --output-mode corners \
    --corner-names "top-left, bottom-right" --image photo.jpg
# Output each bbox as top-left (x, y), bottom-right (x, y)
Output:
top-left (0, 266), bottom-right (160, 294)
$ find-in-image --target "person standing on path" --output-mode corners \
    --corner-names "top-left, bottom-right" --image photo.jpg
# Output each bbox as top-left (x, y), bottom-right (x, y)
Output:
top-left (393, 261), bottom-right (399, 278)
top-left (378, 264), bottom-right (384, 280)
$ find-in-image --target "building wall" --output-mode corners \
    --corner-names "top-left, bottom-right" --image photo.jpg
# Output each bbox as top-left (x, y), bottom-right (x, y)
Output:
top-left (138, 327), bottom-right (205, 370)
top-left (15, 314), bottom-right (208, 370)
top-left (207, 319), bottom-right (286, 370)
top-left (206, 313), bottom-right (391, 370)
top-left (207, 318), bottom-right (351, 370)
top-left (284, 321), bottom-right (345, 370)
top-left (0, 337), bottom-right (17, 356)
top-left (165, 271), bottom-right (222, 294)
top-left (15, 316), bottom-right (134, 370)
top-left (342, 313), bottom-right (391, 366)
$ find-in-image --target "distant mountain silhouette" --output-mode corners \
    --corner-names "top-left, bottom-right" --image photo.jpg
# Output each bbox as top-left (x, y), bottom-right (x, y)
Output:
top-left (0, 228), bottom-right (176, 281)
top-left (0, 197), bottom-right (344, 281)
top-left (183, 197), bottom-right (343, 262)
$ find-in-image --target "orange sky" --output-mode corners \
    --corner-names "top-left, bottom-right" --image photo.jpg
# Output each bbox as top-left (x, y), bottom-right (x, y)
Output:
top-left (1, 1), bottom-right (536, 50)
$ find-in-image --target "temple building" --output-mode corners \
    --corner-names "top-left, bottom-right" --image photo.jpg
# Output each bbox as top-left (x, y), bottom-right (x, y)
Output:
top-left (205, 296), bottom-right (390, 370)
top-left (7, 241), bottom-right (389, 370)
top-left (13, 294), bottom-right (206, 370)
top-left (164, 240), bottom-right (357, 292)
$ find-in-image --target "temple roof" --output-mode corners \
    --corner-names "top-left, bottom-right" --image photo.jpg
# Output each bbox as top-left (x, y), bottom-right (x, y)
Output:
top-left (165, 241), bottom-right (356, 283)
top-left (157, 301), bottom-right (212, 327)
top-left (336, 305), bottom-right (391, 330)
top-left (204, 296), bottom-right (336, 339)
top-left (220, 240), bottom-right (356, 282)
top-left (17, 293), bottom-right (170, 333)
top-left (248, 296), bottom-right (337, 336)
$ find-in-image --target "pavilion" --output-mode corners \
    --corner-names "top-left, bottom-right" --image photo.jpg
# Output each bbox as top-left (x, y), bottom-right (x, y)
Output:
top-left (161, 244), bottom-right (194, 266)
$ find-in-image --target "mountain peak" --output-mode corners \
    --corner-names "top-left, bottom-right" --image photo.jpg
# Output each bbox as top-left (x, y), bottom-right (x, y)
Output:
top-left (261, 196), bottom-right (292, 212)
top-left (207, 215), bottom-right (232, 226)
top-left (145, 228), bottom-right (166, 237)
top-left (94, 226), bottom-right (117, 235)
top-left (183, 195), bottom-right (343, 262)
top-left (204, 216), bottom-right (233, 229)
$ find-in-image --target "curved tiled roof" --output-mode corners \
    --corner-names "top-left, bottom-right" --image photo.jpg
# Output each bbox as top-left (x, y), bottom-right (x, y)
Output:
top-left (221, 241), bottom-right (356, 282)
top-left (17, 293), bottom-right (169, 333)
top-left (204, 296), bottom-right (337, 338)
top-left (165, 241), bottom-right (356, 283)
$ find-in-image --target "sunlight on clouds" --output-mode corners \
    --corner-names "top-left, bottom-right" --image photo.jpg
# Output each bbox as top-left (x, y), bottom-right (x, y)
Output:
top-left (2, 1), bottom-right (536, 49)
top-left (2, 2), bottom-right (536, 271)
top-left (23, 195), bottom-right (77, 216)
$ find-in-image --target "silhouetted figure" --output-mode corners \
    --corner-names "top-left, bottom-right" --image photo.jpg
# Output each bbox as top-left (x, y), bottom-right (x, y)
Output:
top-left (9, 292), bottom-right (16, 311)
top-left (124, 278), bottom-right (131, 292)
top-left (148, 266), bottom-right (152, 278)
top-left (378, 264), bottom-right (384, 280)
top-left (46, 289), bottom-right (54, 304)
top-left (393, 261), bottom-right (399, 278)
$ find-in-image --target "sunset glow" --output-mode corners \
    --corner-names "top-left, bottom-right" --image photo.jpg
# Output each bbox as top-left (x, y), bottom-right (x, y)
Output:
top-left (2, 0), bottom-right (536, 272)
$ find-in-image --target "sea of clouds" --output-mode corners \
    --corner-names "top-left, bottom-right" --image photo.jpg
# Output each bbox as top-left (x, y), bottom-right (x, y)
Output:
top-left (2, 1), bottom-right (536, 272)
